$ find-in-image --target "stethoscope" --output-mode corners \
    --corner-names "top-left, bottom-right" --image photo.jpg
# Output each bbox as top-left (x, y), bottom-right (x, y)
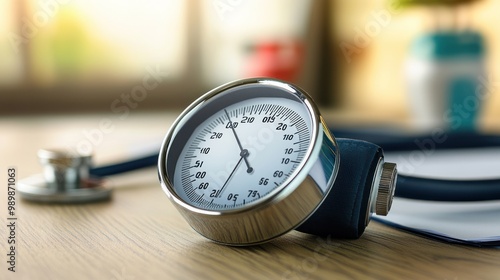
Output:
top-left (18, 78), bottom-right (500, 245)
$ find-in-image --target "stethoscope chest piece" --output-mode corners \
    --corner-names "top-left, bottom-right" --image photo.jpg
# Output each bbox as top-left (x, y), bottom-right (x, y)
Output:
top-left (18, 149), bottom-right (112, 203)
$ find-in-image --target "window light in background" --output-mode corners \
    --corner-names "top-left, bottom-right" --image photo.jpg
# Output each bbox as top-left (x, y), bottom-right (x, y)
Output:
top-left (5, 0), bottom-right (186, 86)
top-left (0, 0), bottom-right (23, 86)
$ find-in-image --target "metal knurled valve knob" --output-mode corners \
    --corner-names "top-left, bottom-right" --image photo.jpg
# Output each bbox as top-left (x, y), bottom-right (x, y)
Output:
top-left (376, 162), bottom-right (398, 216)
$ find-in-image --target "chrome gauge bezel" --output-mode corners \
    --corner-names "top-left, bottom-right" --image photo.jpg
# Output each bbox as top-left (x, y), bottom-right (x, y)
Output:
top-left (158, 78), bottom-right (339, 245)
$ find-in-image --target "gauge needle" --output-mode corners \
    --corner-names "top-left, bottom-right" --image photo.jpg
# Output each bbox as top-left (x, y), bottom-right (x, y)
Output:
top-left (218, 156), bottom-right (243, 198)
top-left (224, 109), bottom-right (253, 173)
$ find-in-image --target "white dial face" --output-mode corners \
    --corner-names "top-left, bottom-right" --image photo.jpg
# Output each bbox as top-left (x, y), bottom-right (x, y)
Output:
top-left (172, 96), bottom-right (313, 210)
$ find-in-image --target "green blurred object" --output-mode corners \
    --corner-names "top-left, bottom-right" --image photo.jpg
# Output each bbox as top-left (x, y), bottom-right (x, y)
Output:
top-left (50, 11), bottom-right (90, 75)
top-left (394, 0), bottom-right (481, 7)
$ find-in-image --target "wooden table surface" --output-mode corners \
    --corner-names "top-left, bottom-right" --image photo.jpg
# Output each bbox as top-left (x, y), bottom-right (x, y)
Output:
top-left (1, 113), bottom-right (499, 280)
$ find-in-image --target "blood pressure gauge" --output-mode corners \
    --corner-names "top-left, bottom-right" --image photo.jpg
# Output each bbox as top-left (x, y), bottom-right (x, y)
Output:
top-left (158, 78), bottom-right (397, 245)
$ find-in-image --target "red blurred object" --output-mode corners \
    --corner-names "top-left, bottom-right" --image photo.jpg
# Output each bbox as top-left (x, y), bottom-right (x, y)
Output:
top-left (245, 40), bottom-right (304, 82)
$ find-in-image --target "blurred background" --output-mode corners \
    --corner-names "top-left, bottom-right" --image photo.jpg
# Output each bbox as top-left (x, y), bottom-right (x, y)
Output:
top-left (1, 0), bottom-right (499, 129)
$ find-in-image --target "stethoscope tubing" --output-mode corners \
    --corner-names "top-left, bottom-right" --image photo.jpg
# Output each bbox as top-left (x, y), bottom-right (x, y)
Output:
top-left (89, 128), bottom-right (500, 202)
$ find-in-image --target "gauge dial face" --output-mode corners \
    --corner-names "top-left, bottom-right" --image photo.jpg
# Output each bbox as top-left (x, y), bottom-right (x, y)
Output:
top-left (168, 86), bottom-right (314, 211)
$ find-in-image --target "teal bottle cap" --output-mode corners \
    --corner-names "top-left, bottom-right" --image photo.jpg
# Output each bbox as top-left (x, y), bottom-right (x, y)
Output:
top-left (410, 31), bottom-right (485, 60)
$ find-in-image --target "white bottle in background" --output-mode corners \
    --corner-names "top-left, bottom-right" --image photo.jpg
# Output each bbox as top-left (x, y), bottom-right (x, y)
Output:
top-left (405, 31), bottom-right (485, 131)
